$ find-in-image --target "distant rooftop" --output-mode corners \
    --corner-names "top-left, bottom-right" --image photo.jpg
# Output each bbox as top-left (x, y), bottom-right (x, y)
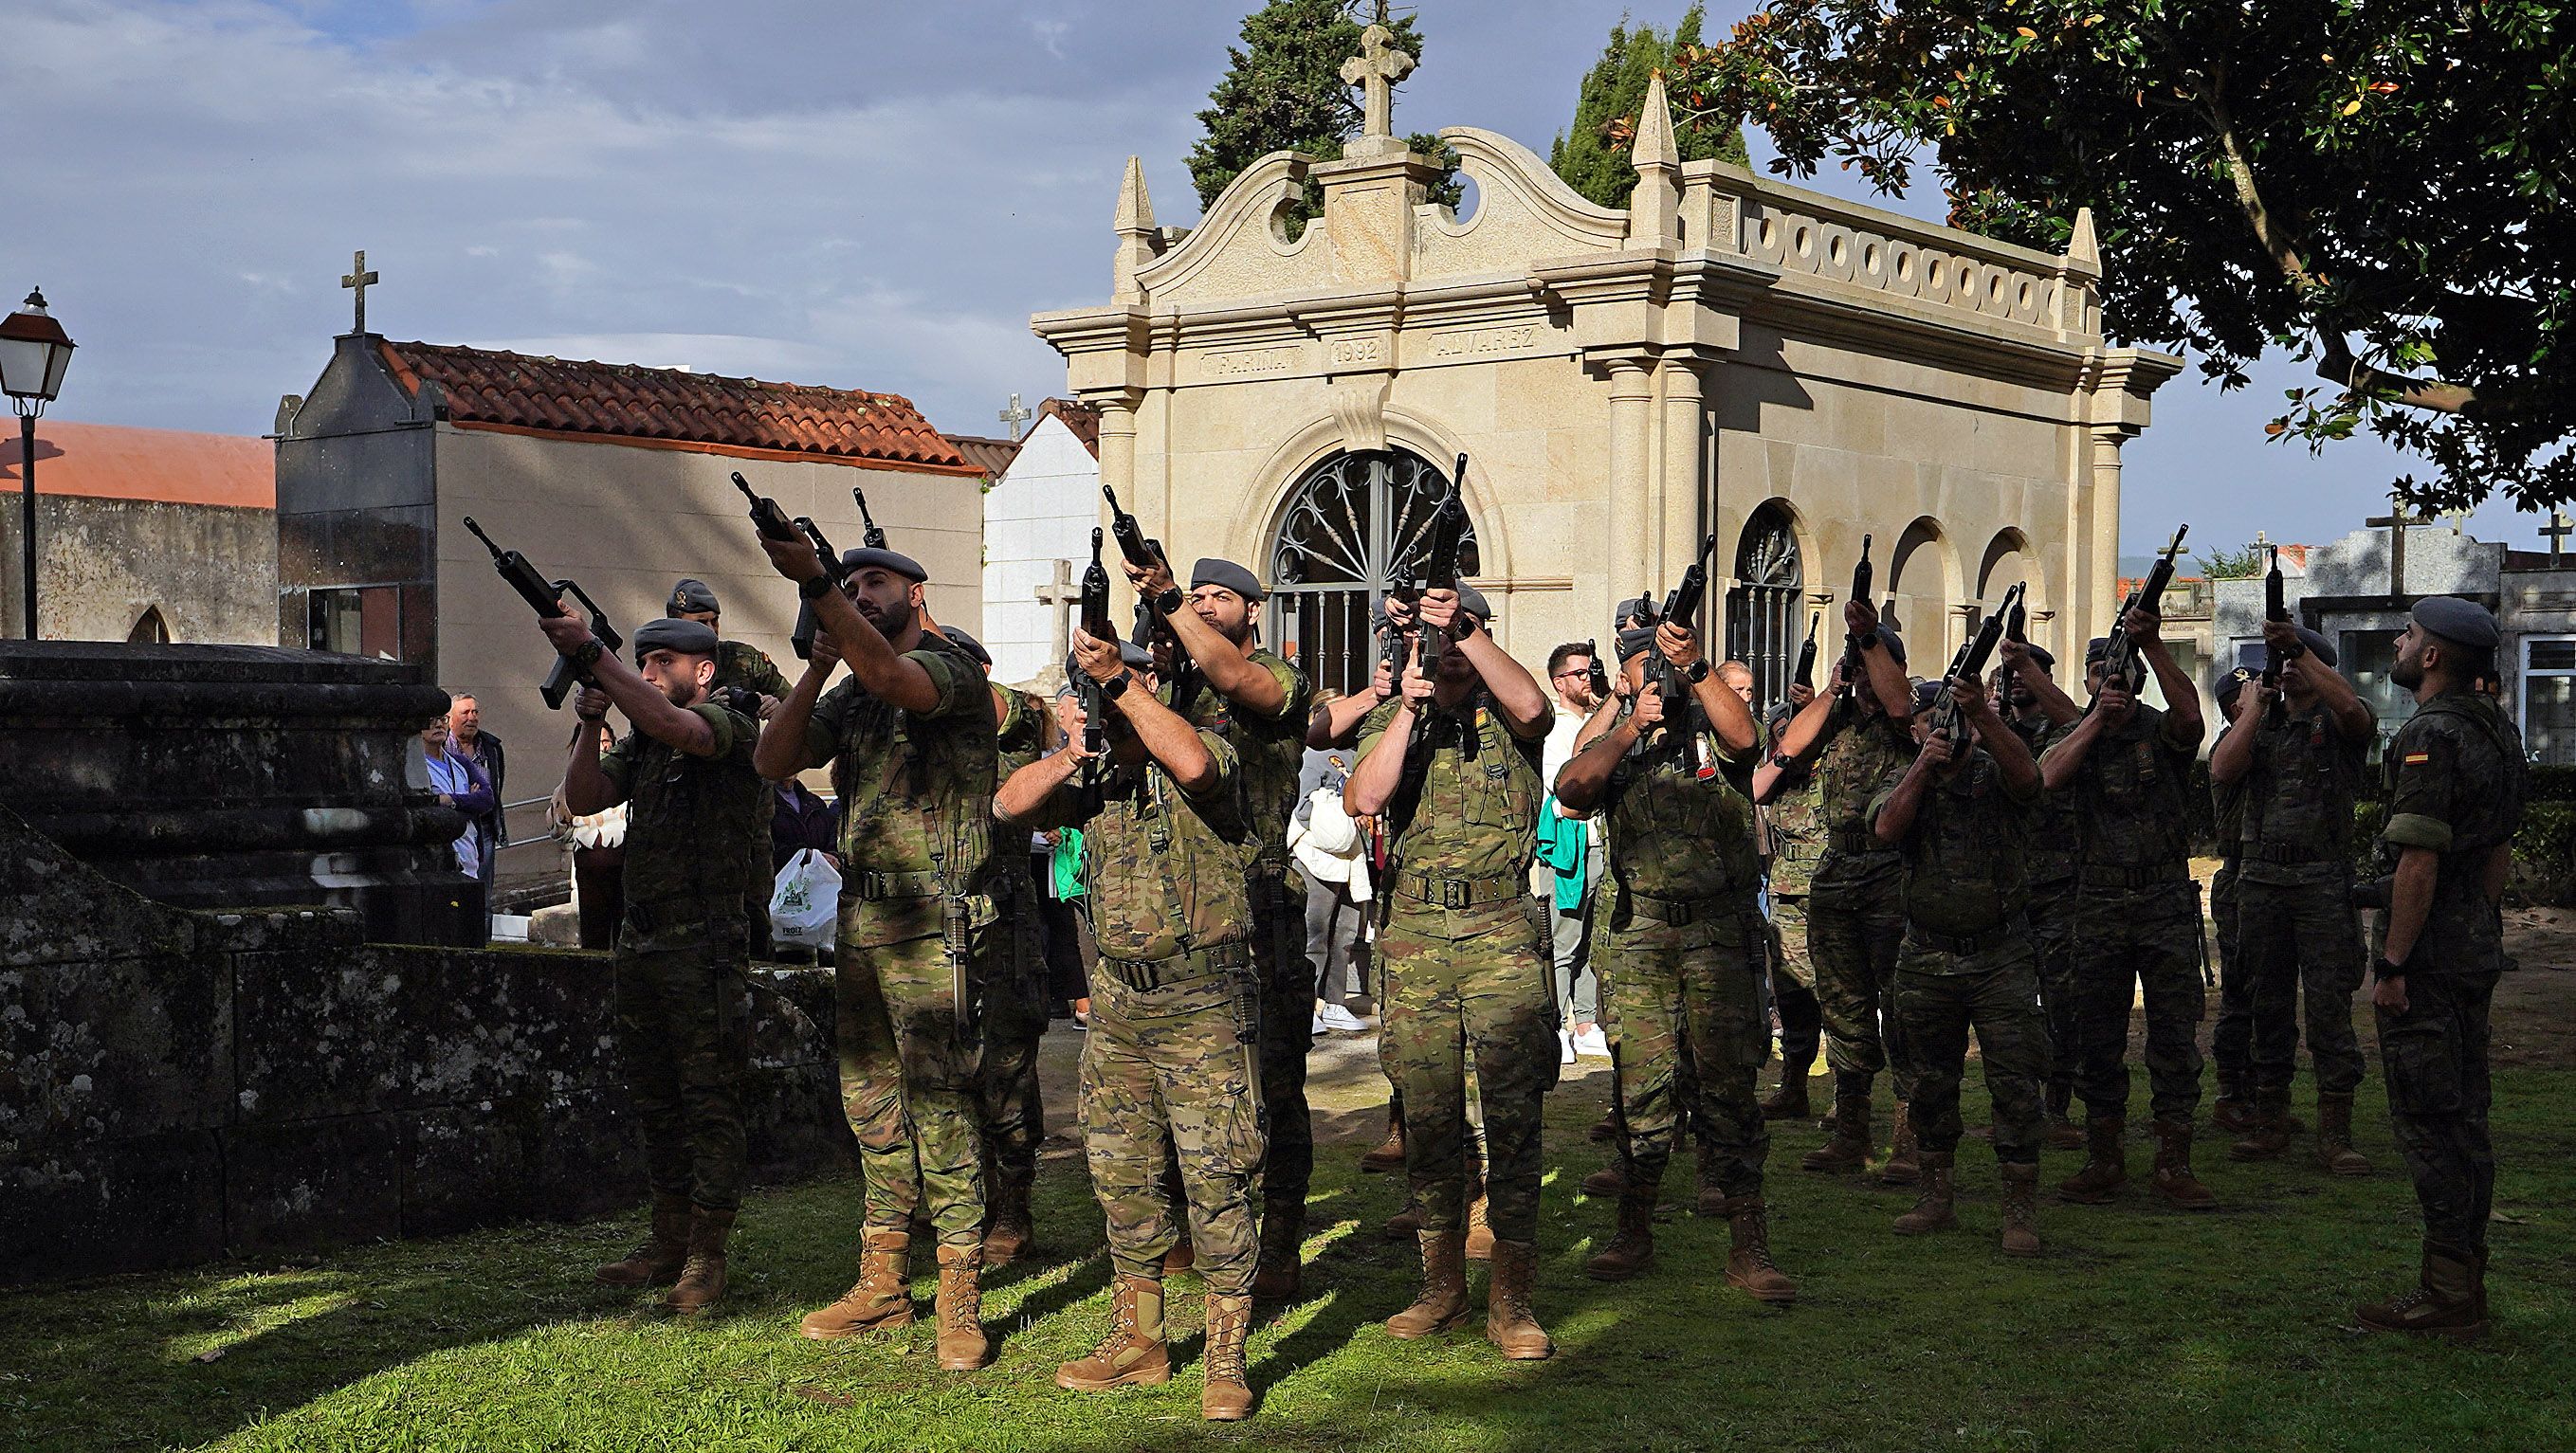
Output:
top-left (0, 420), bottom-right (273, 509)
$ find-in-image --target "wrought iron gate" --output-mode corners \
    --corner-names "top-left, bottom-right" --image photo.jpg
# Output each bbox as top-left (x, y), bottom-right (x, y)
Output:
top-left (1267, 449), bottom-right (1479, 698)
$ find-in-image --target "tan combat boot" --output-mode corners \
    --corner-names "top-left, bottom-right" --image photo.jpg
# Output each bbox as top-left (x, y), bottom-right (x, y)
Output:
top-left (1162, 1226), bottom-right (1197, 1276)
top-left (2312, 1091), bottom-right (2372, 1177)
top-left (2229, 1087), bottom-right (2293, 1161)
top-left (1586, 1111), bottom-right (1620, 1144)
top-left (935, 1243), bottom-right (992, 1370)
top-left (1760, 1042), bottom-right (1815, 1117)
top-left (1584, 1192), bottom-right (1657, 1281)
top-left (981, 1177), bottom-right (1034, 1266)
top-left (1464, 1171), bottom-right (1494, 1261)
top-left (660, 1205), bottom-right (734, 1315)
top-left (1055, 1274), bottom-right (1171, 1389)
top-left (1383, 1194), bottom-right (1424, 1239)
top-left (2208, 1087), bottom-right (2257, 1135)
top-left (1580, 1162), bottom-right (1628, 1198)
top-left (1999, 1162), bottom-right (2042, 1257)
top-left (1891, 1152), bottom-right (1957, 1234)
top-left (1360, 1106), bottom-right (1407, 1172)
top-left (594, 1190), bottom-right (691, 1287)
top-left (1877, 1101), bottom-right (1921, 1186)
top-left (1484, 1238), bottom-right (1554, 1360)
top-left (1200, 1292), bottom-right (1256, 1421)
top-left (1800, 1077), bottom-right (1873, 1173)
top-left (2356, 1244), bottom-right (2488, 1340)
top-left (1721, 1195), bottom-right (1798, 1303)
top-left (799, 1230), bottom-right (915, 1337)
top-left (1251, 1205), bottom-right (1304, 1302)
top-left (2057, 1117), bottom-right (2127, 1204)
top-left (2149, 1116), bottom-right (2217, 1210)
top-left (1384, 1231), bottom-right (1471, 1338)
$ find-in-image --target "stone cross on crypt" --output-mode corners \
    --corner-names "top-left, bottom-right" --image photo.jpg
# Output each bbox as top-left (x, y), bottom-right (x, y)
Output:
top-left (2366, 489), bottom-right (2429, 601)
top-left (998, 392), bottom-right (1032, 442)
top-left (2542, 509), bottom-right (2571, 566)
top-left (340, 250), bottom-right (379, 334)
top-left (1033, 558), bottom-right (1078, 672)
top-left (1340, 22), bottom-right (1416, 154)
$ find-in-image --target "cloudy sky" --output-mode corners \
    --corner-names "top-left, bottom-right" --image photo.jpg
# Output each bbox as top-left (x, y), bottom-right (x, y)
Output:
top-left (5, 0), bottom-right (2545, 557)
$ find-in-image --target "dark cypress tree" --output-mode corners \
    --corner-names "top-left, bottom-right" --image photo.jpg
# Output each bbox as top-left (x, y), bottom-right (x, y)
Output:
top-left (1549, 6), bottom-right (1748, 209)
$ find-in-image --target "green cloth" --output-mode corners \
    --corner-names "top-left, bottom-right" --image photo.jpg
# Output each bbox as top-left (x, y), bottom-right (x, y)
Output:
top-left (1536, 795), bottom-right (1588, 912)
top-left (1050, 826), bottom-right (1087, 899)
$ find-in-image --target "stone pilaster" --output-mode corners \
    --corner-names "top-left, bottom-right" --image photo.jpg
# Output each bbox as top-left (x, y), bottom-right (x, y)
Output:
top-left (1606, 359), bottom-right (1657, 599)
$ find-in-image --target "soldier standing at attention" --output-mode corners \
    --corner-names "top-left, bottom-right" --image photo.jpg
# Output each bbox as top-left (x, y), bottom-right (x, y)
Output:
top-left (2204, 668), bottom-right (2258, 1138)
top-left (2357, 596), bottom-right (2525, 1338)
top-left (1996, 639), bottom-right (2086, 1149)
top-left (1343, 583), bottom-right (1558, 1360)
top-left (2209, 623), bottom-right (2375, 1172)
top-left (667, 577), bottom-right (791, 956)
top-left (1554, 617), bottom-right (1795, 1300)
top-left (753, 540), bottom-right (1004, 1371)
top-left (1120, 553), bottom-right (1318, 1301)
top-left (999, 627), bottom-right (1266, 1420)
top-left (1756, 597), bottom-right (1919, 1184)
top-left (545, 616), bottom-right (763, 1314)
top-left (2038, 605), bottom-right (2214, 1210)
top-left (1870, 673), bottom-right (2048, 1254)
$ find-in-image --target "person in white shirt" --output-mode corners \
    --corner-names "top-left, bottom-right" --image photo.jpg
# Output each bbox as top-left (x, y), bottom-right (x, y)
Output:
top-left (1540, 643), bottom-right (1611, 1062)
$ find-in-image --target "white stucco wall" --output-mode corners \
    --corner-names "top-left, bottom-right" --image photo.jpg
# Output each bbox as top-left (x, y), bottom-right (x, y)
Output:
top-left (978, 415), bottom-right (1100, 684)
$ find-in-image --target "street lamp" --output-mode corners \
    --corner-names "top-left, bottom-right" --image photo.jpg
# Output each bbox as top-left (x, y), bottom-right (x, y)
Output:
top-left (0, 289), bottom-right (76, 640)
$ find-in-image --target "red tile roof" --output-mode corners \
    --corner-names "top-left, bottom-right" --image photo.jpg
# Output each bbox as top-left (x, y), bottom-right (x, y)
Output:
top-left (0, 420), bottom-right (272, 509)
top-left (378, 341), bottom-right (977, 474)
top-left (1040, 397), bottom-right (1101, 457)
top-left (947, 434), bottom-right (1025, 481)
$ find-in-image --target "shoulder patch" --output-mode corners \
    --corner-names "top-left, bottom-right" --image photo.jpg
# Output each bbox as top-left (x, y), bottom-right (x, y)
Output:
top-left (2402, 752), bottom-right (2431, 764)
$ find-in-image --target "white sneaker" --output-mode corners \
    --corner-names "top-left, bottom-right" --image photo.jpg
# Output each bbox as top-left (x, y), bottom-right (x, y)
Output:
top-left (1312, 1011), bottom-right (1327, 1035)
top-left (1317, 1002), bottom-right (1369, 1033)
top-left (1558, 1029), bottom-right (1577, 1065)
top-left (1573, 1026), bottom-right (1611, 1059)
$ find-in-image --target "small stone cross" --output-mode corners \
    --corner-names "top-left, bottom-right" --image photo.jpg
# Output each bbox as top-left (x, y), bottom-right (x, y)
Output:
top-left (1340, 23), bottom-right (1416, 145)
top-left (2366, 489), bottom-right (2428, 601)
top-left (340, 250), bottom-right (379, 334)
top-left (1033, 558), bottom-right (1078, 668)
top-left (998, 392), bottom-right (1032, 442)
top-left (2541, 509), bottom-right (2571, 566)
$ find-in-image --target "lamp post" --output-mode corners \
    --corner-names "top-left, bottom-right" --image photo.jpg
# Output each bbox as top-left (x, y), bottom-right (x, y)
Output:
top-left (0, 289), bottom-right (76, 640)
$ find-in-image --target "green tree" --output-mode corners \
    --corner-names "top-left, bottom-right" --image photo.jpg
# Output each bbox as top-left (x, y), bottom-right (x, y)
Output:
top-left (1550, 6), bottom-right (1750, 209)
top-left (1186, 0), bottom-right (1461, 236)
top-left (2195, 544), bottom-right (2263, 581)
top-left (1663, 2), bottom-right (2575, 512)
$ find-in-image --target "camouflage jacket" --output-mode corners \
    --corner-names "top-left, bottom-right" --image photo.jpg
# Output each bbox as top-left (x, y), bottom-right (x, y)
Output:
top-left (1360, 694), bottom-right (1543, 885)
top-left (1170, 646), bottom-right (1313, 867)
top-left (2052, 703), bottom-right (2196, 881)
top-left (1065, 731), bottom-right (1252, 962)
top-left (995, 683), bottom-right (1054, 777)
top-left (1595, 707), bottom-right (1763, 908)
top-left (1870, 746), bottom-right (2039, 947)
top-left (598, 699), bottom-right (765, 929)
top-left (1764, 762), bottom-right (1825, 898)
top-left (1809, 697), bottom-right (1914, 894)
top-left (2009, 713), bottom-right (2081, 887)
top-left (2238, 699), bottom-right (2373, 885)
top-left (2209, 720), bottom-right (2248, 869)
top-left (2378, 690), bottom-right (2528, 978)
top-left (716, 639), bottom-right (791, 700)
top-left (803, 630), bottom-right (1003, 947)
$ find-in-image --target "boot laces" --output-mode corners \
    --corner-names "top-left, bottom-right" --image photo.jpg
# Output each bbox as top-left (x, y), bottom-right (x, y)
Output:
top-left (1206, 1308), bottom-right (1250, 1382)
top-left (1733, 1209), bottom-right (1778, 1269)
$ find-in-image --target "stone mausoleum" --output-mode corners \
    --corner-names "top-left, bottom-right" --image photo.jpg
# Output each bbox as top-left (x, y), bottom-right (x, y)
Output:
top-left (1035, 49), bottom-right (2180, 704)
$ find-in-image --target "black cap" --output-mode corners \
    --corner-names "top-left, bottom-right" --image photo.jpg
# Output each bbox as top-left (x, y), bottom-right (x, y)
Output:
top-left (1191, 557), bottom-right (1263, 601)
top-left (839, 547), bottom-right (927, 583)
top-left (2411, 595), bottom-right (2499, 649)
top-left (2021, 643), bottom-right (2056, 672)
top-left (1910, 679), bottom-right (1945, 715)
top-left (1872, 625), bottom-right (1907, 666)
top-left (2216, 663), bottom-right (2255, 709)
top-left (631, 618), bottom-right (720, 658)
top-left (667, 577), bottom-right (720, 616)
top-left (2085, 636), bottom-right (2112, 666)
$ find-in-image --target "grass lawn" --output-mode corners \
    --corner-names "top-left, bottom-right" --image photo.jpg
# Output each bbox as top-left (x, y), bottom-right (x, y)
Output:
top-left (7, 1052), bottom-right (2572, 1453)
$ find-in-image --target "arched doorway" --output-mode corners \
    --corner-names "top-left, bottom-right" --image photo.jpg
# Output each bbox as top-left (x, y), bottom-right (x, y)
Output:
top-left (127, 606), bottom-right (171, 645)
top-left (1267, 448), bottom-right (1480, 697)
top-left (1725, 501), bottom-right (1804, 711)
top-left (1887, 517), bottom-right (1957, 663)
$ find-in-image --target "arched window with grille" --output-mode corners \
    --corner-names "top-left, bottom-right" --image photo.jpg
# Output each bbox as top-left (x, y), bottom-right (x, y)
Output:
top-left (1267, 448), bottom-right (1480, 697)
top-left (1725, 501), bottom-right (1804, 711)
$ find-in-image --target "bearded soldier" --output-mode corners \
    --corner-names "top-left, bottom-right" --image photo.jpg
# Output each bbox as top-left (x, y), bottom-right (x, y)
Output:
top-left (1344, 583), bottom-right (1558, 1360)
top-left (1554, 618), bottom-right (1795, 1301)
top-left (1122, 553), bottom-right (1318, 1300)
top-left (755, 540), bottom-right (1004, 1371)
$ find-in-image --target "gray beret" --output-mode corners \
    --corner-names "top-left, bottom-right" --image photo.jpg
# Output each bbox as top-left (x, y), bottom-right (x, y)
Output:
top-left (2215, 664), bottom-right (2255, 709)
top-left (1191, 557), bottom-right (1263, 600)
top-left (1455, 583), bottom-right (1492, 621)
top-left (1617, 594), bottom-right (1658, 627)
top-left (2263, 625), bottom-right (2337, 668)
top-left (2021, 643), bottom-right (2056, 672)
top-left (1911, 679), bottom-right (1946, 715)
top-left (2412, 595), bottom-right (2499, 649)
top-left (1868, 625), bottom-right (1907, 666)
top-left (2085, 636), bottom-right (2112, 665)
top-left (631, 618), bottom-right (720, 658)
top-left (666, 577), bottom-right (720, 617)
top-left (839, 547), bottom-right (927, 583)
top-left (1615, 626), bottom-right (1655, 663)
top-left (941, 627), bottom-right (991, 667)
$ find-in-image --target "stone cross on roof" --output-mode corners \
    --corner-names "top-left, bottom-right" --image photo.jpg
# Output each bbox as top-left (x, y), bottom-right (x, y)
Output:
top-left (999, 392), bottom-right (1032, 442)
top-left (2366, 489), bottom-right (2430, 601)
top-left (1340, 23), bottom-right (1416, 159)
top-left (340, 249), bottom-right (378, 335)
top-left (2541, 509), bottom-right (2570, 565)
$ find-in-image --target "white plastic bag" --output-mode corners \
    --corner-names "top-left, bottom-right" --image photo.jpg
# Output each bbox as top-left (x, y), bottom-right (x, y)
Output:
top-left (769, 847), bottom-right (842, 950)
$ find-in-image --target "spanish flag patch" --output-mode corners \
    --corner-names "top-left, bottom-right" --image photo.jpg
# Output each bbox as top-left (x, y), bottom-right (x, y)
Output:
top-left (2403, 752), bottom-right (2431, 764)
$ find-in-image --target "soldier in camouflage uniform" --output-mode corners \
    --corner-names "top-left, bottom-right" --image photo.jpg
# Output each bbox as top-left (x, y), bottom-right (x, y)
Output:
top-left (1870, 673), bottom-right (2048, 1254)
top-left (1122, 553), bottom-right (1318, 1301)
top-left (1344, 582), bottom-right (1559, 1361)
top-left (1556, 619), bottom-right (1796, 1301)
top-left (2357, 596), bottom-right (2525, 1339)
top-left (667, 578), bottom-right (792, 957)
top-left (1760, 691), bottom-right (1826, 1122)
top-left (752, 538), bottom-right (1004, 1371)
top-left (1757, 597), bottom-right (1919, 1182)
top-left (539, 615), bottom-right (764, 1316)
top-left (2204, 668), bottom-right (2257, 1136)
top-left (2038, 606), bottom-right (2214, 1210)
top-left (1997, 639), bottom-right (2085, 1149)
top-left (2210, 624), bottom-right (2375, 1173)
top-left (998, 627), bottom-right (1266, 1420)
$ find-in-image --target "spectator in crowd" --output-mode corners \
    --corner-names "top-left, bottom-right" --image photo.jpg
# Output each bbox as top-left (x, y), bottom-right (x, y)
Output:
top-left (422, 713), bottom-right (496, 884)
top-left (769, 773), bottom-right (841, 873)
top-left (446, 693), bottom-right (507, 897)
top-left (1541, 642), bottom-right (1610, 1062)
top-left (1043, 685), bottom-right (1095, 1026)
top-left (1292, 727), bottom-right (1374, 1032)
top-left (551, 723), bottom-right (627, 951)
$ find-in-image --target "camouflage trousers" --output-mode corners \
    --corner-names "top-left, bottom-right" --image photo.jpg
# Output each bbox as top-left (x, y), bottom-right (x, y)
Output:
top-left (1381, 898), bottom-right (1556, 1243)
top-left (2208, 859), bottom-right (2251, 1098)
top-left (1250, 862), bottom-right (1316, 1221)
top-left (1808, 872), bottom-right (1910, 1097)
top-left (2028, 882), bottom-right (2077, 1105)
top-left (835, 923), bottom-right (991, 1249)
top-left (1081, 963), bottom-right (1268, 1295)
top-left (2236, 874), bottom-right (2367, 1097)
top-left (613, 923), bottom-right (753, 1211)
top-left (1894, 937), bottom-right (2047, 1165)
top-left (1769, 893), bottom-right (1823, 1063)
top-left (2375, 969), bottom-right (2497, 1256)
top-left (2068, 880), bottom-right (2205, 1121)
top-left (1599, 899), bottom-right (1769, 1198)
top-left (978, 866), bottom-right (1049, 1202)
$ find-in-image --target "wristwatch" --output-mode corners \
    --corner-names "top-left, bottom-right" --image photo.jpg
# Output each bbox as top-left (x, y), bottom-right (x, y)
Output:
top-left (1852, 630), bottom-right (1881, 653)
top-left (1684, 659), bottom-right (1710, 684)
top-left (1100, 670), bottom-right (1132, 701)
top-left (569, 638), bottom-right (604, 672)
top-left (1156, 587), bottom-right (1185, 617)
top-left (2371, 953), bottom-right (2409, 983)
top-left (1768, 752), bottom-right (1800, 772)
top-left (798, 573), bottom-right (833, 601)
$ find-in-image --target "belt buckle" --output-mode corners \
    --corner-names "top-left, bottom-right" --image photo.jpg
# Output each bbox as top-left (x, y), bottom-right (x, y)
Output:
top-left (1440, 880), bottom-right (1470, 911)
top-left (1666, 900), bottom-right (1693, 927)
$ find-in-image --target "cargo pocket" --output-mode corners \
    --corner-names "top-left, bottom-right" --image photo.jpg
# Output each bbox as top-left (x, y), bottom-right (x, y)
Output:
top-left (2376, 1005), bottom-right (2463, 1117)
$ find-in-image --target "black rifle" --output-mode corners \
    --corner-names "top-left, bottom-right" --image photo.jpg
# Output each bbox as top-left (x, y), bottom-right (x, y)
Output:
top-left (851, 487), bottom-right (888, 550)
top-left (732, 472), bottom-right (838, 661)
top-left (462, 517), bottom-right (621, 710)
top-left (2101, 524), bottom-right (2189, 694)
top-left (1929, 581), bottom-right (2024, 752)
top-left (2263, 544), bottom-right (2295, 725)
top-left (1410, 475), bottom-right (1471, 680)
top-left (1102, 484), bottom-right (1196, 710)
top-left (1841, 535), bottom-right (1874, 700)
top-left (788, 517), bottom-right (854, 661)
top-left (1584, 637), bottom-right (1610, 701)
top-left (1794, 612), bottom-right (1819, 693)
top-left (1076, 528), bottom-right (1116, 766)
top-left (1643, 533), bottom-right (1719, 771)
top-left (1993, 594), bottom-right (2029, 697)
